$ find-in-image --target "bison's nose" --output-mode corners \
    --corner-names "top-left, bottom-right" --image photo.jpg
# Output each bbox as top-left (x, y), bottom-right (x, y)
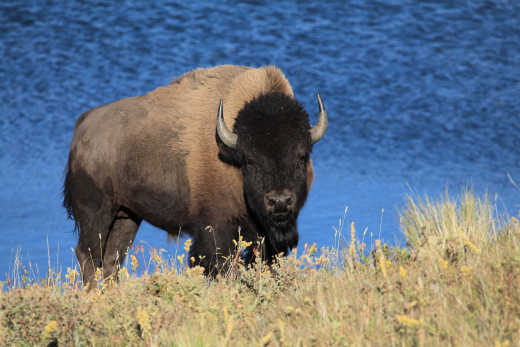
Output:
top-left (264, 190), bottom-right (296, 213)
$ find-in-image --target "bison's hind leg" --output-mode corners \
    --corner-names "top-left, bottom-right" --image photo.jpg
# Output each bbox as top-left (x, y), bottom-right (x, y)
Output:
top-left (75, 204), bottom-right (141, 290)
top-left (102, 207), bottom-right (141, 284)
top-left (74, 198), bottom-right (117, 290)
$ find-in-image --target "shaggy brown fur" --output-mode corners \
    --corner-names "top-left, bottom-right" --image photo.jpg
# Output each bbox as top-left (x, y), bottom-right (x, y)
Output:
top-left (64, 65), bottom-right (318, 287)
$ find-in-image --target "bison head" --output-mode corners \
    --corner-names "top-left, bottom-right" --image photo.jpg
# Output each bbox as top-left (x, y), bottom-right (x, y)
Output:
top-left (216, 92), bottom-right (327, 256)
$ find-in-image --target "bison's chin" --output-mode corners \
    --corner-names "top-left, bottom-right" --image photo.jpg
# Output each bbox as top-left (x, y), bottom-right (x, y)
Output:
top-left (270, 212), bottom-right (292, 227)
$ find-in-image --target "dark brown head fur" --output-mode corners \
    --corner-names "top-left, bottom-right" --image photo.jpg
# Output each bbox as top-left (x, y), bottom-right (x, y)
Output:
top-left (217, 92), bottom-right (313, 257)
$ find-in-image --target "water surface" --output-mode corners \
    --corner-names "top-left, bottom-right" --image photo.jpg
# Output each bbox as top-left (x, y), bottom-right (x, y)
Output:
top-left (1, 1), bottom-right (519, 279)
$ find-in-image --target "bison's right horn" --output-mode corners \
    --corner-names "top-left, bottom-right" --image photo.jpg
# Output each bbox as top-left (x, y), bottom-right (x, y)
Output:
top-left (216, 99), bottom-right (238, 149)
top-left (310, 93), bottom-right (328, 144)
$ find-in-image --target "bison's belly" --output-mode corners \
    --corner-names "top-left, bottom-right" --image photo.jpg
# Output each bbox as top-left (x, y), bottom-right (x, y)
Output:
top-left (122, 182), bottom-right (190, 232)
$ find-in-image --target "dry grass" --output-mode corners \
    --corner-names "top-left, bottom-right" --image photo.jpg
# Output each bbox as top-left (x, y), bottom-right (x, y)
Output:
top-left (1, 190), bottom-right (520, 346)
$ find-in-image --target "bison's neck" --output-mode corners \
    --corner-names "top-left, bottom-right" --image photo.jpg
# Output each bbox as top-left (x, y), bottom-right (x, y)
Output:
top-left (186, 156), bottom-right (246, 227)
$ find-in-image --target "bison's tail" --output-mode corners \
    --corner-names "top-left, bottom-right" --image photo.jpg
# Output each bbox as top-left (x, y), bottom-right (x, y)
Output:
top-left (63, 163), bottom-right (79, 233)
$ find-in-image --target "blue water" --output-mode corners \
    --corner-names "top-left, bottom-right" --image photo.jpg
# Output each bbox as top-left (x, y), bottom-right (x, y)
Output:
top-left (1, 1), bottom-right (519, 280)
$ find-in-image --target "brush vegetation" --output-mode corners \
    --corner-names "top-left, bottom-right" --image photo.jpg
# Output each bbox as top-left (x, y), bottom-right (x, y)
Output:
top-left (1, 190), bottom-right (520, 346)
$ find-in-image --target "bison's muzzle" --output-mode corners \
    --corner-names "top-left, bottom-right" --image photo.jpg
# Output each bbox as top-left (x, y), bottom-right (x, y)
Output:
top-left (264, 189), bottom-right (296, 226)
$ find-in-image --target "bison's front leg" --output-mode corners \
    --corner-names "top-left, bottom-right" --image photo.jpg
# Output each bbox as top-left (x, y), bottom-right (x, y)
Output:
top-left (189, 220), bottom-right (253, 277)
top-left (188, 219), bottom-right (260, 277)
top-left (189, 226), bottom-right (232, 277)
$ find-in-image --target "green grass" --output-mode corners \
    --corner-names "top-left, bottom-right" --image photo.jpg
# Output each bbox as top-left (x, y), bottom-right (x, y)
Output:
top-left (1, 190), bottom-right (519, 346)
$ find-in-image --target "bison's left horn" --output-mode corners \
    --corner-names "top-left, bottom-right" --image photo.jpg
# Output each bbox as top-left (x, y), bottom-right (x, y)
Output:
top-left (310, 93), bottom-right (328, 144)
top-left (216, 99), bottom-right (238, 149)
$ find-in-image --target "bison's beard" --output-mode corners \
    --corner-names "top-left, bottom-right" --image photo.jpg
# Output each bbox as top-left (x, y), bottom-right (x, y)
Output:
top-left (263, 215), bottom-right (298, 257)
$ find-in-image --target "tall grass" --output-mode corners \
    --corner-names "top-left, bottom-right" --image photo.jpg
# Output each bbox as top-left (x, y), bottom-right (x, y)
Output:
top-left (1, 190), bottom-right (519, 346)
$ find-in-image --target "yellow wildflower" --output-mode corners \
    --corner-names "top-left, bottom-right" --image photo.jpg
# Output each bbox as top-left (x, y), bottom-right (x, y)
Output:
top-left (137, 308), bottom-right (151, 337)
top-left (316, 255), bottom-right (329, 266)
top-left (223, 307), bottom-right (229, 322)
top-left (233, 235), bottom-right (252, 249)
top-left (177, 254), bottom-right (185, 264)
top-left (184, 238), bottom-right (192, 253)
top-left (462, 235), bottom-right (480, 254)
top-left (118, 267), bottom-right (129, 281)
top-left (278, 319), bottom-right (286, 344)
top-left (44, 320), bottom-right (57, 335)
top-left (375, 240), bottom-right (387, 278)
top-left (239, 238), bottom-right (252, 248)
top-left (187, 265), bottom-right (205, 277)
top-left (495, 340), bottom-right (511, 347)
top-left (308, 243), bottom-right (317, 256)
top-left (94, 267), bottom-right (102, 280)
top-left (65, 267), bottom-right (78, 285)
top-left (439, 258), bottom-right (448, 269)
top-left (461, 265), bottom-right (472, 275)
top-left (130, 255), bottom-right (139, 272)
top-left (399, 266), bottom-right (407, 278)
top-left (260, 332), bottom-right (273, 346)
top-left (395, 314), bottom-right (422, 328)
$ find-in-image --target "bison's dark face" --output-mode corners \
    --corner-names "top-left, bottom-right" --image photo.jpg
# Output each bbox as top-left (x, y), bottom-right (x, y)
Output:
top-left (216, 92), bottom-right (327, 253)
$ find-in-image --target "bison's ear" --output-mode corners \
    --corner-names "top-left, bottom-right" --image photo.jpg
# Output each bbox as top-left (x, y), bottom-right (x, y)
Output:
top-left (216, 134), bottom-right (241, 167)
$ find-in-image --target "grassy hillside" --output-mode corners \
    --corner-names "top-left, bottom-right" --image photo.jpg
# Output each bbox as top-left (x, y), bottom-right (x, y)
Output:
top-left (1, 191), bottom-right (519, 346)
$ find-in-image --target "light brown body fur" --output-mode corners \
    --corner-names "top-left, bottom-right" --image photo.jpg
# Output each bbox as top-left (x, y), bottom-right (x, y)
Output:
top-left (66, 65), bottom-right (314, 286)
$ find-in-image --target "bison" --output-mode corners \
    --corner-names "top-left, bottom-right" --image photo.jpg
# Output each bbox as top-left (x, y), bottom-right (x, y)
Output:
top-left (63, 65), bottom-right (327, 287)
